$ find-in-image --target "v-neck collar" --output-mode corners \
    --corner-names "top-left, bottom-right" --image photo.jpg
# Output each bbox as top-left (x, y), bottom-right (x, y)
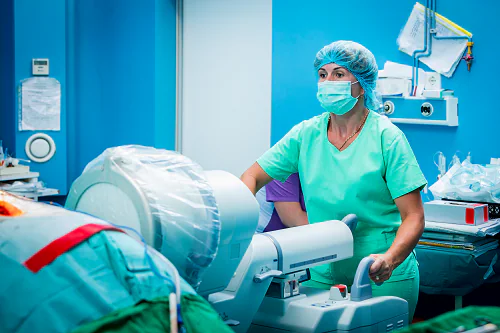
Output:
top-left (323, 111), bottom-right (372, 153)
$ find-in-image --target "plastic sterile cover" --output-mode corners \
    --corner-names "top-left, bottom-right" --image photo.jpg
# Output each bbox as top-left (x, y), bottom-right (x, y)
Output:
top-left (429, 160), bottom-right (500, 204)
top-left (80, 145), bottom-right (221, 289)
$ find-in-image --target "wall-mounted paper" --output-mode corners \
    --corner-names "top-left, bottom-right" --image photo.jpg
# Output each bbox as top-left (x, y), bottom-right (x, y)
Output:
top-left (18, 77), bottom-right (61, 131)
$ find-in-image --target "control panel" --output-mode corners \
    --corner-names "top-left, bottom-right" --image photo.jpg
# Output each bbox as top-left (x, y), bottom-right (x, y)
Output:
top-left (382, 96), bottom-right (458, 126)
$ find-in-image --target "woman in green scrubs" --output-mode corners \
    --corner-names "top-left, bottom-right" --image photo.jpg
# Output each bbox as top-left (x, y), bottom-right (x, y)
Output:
top-left (241, 41), bottom-right (427, 321)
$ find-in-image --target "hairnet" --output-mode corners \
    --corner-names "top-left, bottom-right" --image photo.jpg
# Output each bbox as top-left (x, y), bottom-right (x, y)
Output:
top-left (314, 41), bottom-right (382, 111)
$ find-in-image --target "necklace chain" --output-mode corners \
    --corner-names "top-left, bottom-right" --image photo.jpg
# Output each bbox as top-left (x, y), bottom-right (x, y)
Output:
top-left (336, 110), bottom-right (369, 151)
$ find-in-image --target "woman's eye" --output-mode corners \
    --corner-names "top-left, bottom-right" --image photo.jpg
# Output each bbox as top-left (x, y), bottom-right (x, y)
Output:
top-left (319, 73), bottom-right (327, 78)
top-left (336, 72), bottom-right (344, 78)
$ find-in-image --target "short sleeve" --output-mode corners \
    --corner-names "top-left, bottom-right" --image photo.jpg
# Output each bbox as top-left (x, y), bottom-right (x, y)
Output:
top-left (383, 132), bottom-right (428, 199)
top-left (266, 173), bottom-right (301, 203)
top-left (257, 123), bottom-right (302, 182)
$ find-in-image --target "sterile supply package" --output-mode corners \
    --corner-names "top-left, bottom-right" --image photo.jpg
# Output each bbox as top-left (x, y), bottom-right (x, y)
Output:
top-left (424, 200), bottom-right (489, 226)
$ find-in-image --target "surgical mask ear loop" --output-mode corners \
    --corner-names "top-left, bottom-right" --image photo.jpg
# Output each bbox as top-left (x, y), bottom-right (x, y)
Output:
top-left (351, 81), bottom-right (362, 99)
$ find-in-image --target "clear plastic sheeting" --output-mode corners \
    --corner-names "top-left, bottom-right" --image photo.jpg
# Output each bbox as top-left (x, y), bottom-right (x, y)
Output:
top-left (429, 160), bottom-right (500, 203)
top-left (0, 181), bottom-right (45, 193)
top-left (78, 145), bottom-right (221, 289)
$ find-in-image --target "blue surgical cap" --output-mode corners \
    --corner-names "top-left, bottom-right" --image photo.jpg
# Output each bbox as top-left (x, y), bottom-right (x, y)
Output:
top-left (314, 41), bottom-right (382, 111)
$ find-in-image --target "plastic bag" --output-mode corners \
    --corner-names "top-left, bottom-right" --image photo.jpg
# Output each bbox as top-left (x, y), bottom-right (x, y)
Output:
top-left (0, 180), bottom-right (45, 193)
top-left (80, 145), bottom-right (221, 289)
top-left (429, 160), bottom-right (500, 203)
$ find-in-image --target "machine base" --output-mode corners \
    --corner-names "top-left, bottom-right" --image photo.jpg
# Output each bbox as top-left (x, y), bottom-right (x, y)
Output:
top-left (249, 286), bottom-right (409, 333)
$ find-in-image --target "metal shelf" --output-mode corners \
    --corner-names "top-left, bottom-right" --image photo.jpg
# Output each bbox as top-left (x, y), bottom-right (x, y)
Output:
top-left (0, 172), bottom-right (40, 182)
top-left (7, 188), bottom-right (60, 199)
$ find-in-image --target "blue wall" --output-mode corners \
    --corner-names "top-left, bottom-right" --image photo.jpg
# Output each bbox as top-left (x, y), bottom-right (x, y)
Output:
top-left (1, 0), bottom-right (177, 194)
top-left (67, 0), bottom-right (177, 184)
top-left (272, 0), bottom-right (500, 193)
top-left (0, 0), bottom-right (15, 151)
top-left (155, 0), bottom-right (177, 150)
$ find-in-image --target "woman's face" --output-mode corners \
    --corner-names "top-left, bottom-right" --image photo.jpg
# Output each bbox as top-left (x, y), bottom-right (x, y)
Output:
top-left (318, 63), bottom-right (364, 98)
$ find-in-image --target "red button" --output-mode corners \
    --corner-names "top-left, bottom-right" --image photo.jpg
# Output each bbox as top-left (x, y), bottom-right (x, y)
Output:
top-left (334, 284), bottom-right (346, 292)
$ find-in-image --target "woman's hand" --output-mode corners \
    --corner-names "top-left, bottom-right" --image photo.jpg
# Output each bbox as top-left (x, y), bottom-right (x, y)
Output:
top-left (368, 253), bottom-right (395, 283)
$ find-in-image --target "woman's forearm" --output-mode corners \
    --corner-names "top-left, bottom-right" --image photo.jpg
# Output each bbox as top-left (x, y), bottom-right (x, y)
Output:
top-left (240, 162), bottom-right (273, 195)
top-left (385, 213), bottom-right (424, 268)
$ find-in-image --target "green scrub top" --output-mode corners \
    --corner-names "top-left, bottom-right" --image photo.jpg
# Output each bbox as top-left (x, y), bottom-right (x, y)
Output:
top-left (257, 111), bottom-right (427, 284)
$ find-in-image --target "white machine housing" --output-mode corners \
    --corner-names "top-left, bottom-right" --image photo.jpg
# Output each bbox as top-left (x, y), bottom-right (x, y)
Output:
top-left (199, 171), bottom-right (258, 295)
top-left (264, 221), bottom-right (353, 275)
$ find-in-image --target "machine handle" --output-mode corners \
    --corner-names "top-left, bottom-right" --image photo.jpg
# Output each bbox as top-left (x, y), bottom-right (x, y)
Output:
top-left (253, 270), bottom-right (283, 283)
top-left (350, 256), bottom-right (383, 302)
top-left (224, 319), bottom-right (240, 326)
top-left (341, 214), bottom-right (358, 233)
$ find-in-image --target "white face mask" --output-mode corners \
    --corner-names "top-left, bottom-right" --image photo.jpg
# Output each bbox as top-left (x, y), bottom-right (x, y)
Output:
top-left (316, 81), bottom-right (360, 115)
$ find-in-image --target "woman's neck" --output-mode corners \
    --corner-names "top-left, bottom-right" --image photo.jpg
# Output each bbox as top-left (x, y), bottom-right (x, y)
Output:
top-left (329, 103), bottom-right (368, 138)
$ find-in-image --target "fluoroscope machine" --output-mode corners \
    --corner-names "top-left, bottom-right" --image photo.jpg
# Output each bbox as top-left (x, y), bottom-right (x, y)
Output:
top-left (66, 146), bottom-right (409, 333)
